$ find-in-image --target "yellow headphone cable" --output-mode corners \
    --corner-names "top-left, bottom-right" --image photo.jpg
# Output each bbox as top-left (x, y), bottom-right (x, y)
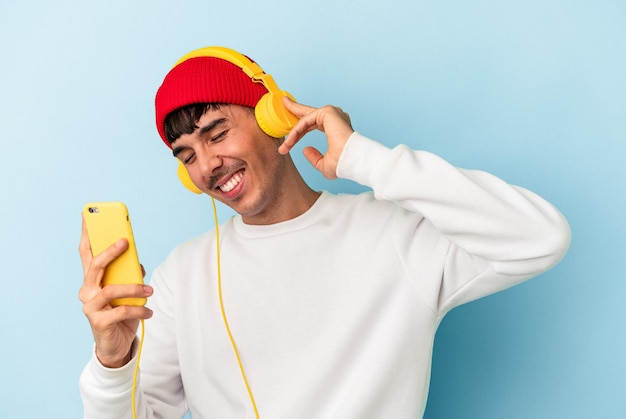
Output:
top-left (130, 198), bottom-right (259, 419)
top-left (212, 197), bottom-right (259, 418)
top-left (132, 319), bottom-right (144, 419)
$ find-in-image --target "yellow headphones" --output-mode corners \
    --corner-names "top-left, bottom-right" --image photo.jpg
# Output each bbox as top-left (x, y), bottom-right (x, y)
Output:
top-left (173, 46), bottom-right (299, 194)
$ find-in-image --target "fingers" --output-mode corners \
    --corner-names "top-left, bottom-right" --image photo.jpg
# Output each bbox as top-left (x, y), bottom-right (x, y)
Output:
top-left (279, 97), bottom-right (324, 154)
top-left (79, 216), bottom-right (93, 273)
top-left (279, 97), bottom-right (354, 179)
top-left (78, 238), bottom-right (129, 304)
top-left (85, 298), bottom-right (153, 328)
top-left (281, 96), bottom-right (317, 118)
top-left (278, 120), bottom-right (315, 155)
top-left (81, 281), bottom-right (153, 368)
top-left (84, 285), bottom-right (154, 368)
top-left (85, 283), bottom-right (154, 312)
top-left (280, 97), bottom-right (354, 152)
top-left (278, 97), bottom-right (308, 154)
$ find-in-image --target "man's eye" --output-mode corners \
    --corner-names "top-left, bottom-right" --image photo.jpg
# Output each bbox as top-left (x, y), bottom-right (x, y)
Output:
top-left (182, 153), bottom-right (195, 165)
top-left (212, 131), bottom-right (227, 142)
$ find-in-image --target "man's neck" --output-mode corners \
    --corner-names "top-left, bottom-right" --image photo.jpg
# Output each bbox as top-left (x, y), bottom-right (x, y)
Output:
top-left (241, 159), bottom-right (321, 226)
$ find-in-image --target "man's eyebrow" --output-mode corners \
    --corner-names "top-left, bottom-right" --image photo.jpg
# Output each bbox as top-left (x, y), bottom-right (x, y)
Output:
top-left (171, 117), bottom-right (228, 158)
top-left (172, 145), bottom-right (185, 158)
top-left (198, 117), bottom-right (227, 136)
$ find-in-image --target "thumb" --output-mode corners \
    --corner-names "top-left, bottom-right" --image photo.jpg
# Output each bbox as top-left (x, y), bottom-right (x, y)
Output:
top-left (303, 146), bottom-right (337, 180)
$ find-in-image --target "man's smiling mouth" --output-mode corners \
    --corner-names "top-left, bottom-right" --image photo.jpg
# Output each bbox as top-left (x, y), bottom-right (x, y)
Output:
top-left (218, 170), bottom-right (244, 193)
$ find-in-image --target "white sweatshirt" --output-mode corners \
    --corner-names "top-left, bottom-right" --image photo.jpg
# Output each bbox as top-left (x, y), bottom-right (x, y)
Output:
top-left (80, 133), bottom-right (570, 418)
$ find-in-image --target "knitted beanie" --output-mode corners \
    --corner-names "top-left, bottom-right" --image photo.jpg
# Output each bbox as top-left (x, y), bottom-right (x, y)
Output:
top-left (155, 55), bottom-right (268, 148)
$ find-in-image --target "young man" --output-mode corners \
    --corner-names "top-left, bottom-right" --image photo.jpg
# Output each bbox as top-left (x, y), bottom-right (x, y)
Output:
top-left (79, 47), bottom-right (571, 418)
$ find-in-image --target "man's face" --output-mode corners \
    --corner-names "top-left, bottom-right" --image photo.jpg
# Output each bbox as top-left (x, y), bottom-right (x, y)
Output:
top-left (172, 105), bottom-right (288, 224)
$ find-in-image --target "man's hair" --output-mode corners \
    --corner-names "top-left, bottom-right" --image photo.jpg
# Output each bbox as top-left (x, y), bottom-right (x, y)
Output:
top-left (164, 103), bottom-right (256, 145)
top-left (164, 103), bottom-right (221, 145)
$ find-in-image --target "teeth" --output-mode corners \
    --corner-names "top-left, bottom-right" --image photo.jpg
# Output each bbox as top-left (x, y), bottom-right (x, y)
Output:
top-left (219, 172), bottom-right (243, 193)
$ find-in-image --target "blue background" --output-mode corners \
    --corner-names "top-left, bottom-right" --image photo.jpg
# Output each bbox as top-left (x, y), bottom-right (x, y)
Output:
top-left (1, 1), bottom-right (624, 417)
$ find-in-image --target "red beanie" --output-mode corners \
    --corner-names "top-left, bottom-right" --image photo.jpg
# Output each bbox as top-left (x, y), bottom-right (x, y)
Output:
top-left (155, 56), bottom-right (268, 148)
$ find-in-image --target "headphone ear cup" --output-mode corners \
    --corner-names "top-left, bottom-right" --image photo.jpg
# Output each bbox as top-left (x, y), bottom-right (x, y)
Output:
top-left (255, 91), bottom-right (299, 138)
top-left (177, 161), bottom-right (203, 194)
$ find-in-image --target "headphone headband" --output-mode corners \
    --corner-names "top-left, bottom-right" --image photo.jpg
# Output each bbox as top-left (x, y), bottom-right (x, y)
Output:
top-left (175, 47), bottom-right (262, 77)
top-left (174, 46), bottom-right (281, 94)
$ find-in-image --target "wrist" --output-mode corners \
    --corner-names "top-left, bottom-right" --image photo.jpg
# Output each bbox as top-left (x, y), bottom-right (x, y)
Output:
top-left (96, 347), bottom-right (132, 369)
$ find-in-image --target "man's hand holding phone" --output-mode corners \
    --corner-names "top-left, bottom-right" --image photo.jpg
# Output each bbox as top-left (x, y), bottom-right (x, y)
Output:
top-left (79, 203), bottom-right (153, 368)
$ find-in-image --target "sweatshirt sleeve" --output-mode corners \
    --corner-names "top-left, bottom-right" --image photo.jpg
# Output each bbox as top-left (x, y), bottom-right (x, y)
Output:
top-left (336, 132), bottom-right (571, 313)
top-left (79, 339), bottom-right (153, 419)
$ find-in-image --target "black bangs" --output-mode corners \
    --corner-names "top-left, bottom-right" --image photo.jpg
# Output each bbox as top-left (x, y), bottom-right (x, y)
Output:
top-left (164, 103), bottom-right (224, 145)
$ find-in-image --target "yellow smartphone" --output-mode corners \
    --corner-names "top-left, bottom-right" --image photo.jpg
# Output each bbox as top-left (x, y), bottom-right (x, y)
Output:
top-left (82, 201), bottom-right (146, 307)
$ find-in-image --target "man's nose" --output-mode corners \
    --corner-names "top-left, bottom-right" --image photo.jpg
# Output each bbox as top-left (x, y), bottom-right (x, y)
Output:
top-left (196, 150), bottom-right (223, 177)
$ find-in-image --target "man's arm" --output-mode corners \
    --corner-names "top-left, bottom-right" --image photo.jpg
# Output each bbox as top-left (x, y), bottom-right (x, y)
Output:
top-left (281, 98), bottom-right (570, 312)
top-left (337, 133), bottom-right (571, 312)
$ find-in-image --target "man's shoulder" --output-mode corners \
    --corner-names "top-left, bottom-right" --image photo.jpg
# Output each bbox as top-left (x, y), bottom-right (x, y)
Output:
top-left (321, 190), bottom-right (407, 219)
top-left (322, 189), bottom-right (374, 205)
